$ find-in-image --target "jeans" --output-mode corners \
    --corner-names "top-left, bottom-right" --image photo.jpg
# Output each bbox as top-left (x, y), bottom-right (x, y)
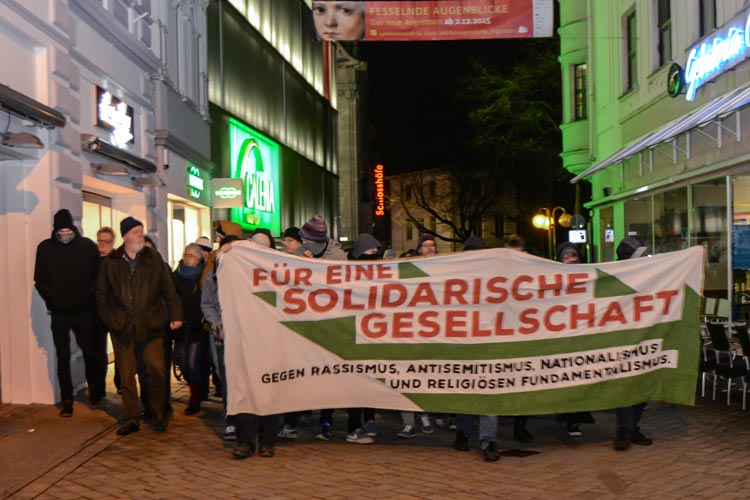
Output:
top-left (113, 335), bottom-right (166, 426)
top-left (50, 310), bottom-right (107, 402)
top-left (455, 414), bottom-right (498, 445)
top-left (615, 403), bottom-right (647, 436)
top-left (175, 337), bottom-right (209, 384)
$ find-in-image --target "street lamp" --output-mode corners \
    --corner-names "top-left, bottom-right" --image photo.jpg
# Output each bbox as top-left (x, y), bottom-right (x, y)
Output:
top-left (531, 206), bottom-right (571, 258)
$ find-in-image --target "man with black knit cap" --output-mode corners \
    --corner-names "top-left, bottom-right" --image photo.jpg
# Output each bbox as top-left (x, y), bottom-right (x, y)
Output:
top-left (34, 209), bottom-right (103, 417)
top-left (97, 216), bottom-right (183, 435)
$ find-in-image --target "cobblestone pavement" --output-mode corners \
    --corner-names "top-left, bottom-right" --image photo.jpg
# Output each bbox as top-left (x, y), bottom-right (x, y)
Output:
top-left (3, 375), bottom-right (750, 499)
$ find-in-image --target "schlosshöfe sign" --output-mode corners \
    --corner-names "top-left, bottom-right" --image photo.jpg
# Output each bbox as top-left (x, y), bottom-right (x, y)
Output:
top-left (219, 244), bottom-right (704, 416)
top-left (684, 9), bottom-right (750, 101)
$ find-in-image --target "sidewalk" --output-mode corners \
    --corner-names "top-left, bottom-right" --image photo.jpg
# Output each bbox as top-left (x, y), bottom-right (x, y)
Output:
top-left (2, 376), bottom-right (750, 499)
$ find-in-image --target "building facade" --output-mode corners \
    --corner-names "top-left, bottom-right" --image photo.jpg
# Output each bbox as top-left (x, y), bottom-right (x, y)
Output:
top-left (207, 0), bottom-right (340, 238)
top-left (559, 0), bottom-right (750, 319)
top-left (0, 0), bottom-right (212, 404)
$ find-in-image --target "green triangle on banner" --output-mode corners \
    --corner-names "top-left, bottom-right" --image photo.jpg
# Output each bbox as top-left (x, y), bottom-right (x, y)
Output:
top-left (398, 261), bottom-right (429, 279)
top-left (594, 268), bottom-right (637, 298)
top-left (254, 291), bottom-right (277, 307)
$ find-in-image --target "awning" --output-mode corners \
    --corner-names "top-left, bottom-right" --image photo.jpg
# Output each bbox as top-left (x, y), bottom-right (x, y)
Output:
top-left (81, 134), bottom-right (156, 174)
top-left (571, 83), bottom-right (750, 183)
top-left (0, 83), bottom-right (66, 129)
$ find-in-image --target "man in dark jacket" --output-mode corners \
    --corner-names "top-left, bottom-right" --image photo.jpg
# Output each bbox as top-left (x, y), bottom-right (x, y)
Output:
top-left (97, 216), bottom-right (182, 435)
top-left (34, 209), bottom-right (104, 417)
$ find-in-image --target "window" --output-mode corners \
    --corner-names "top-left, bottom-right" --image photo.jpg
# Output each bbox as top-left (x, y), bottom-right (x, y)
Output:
top-left (404, 184), bottom-right (412, 202)
top-left (405, 221), bottom-right (414, 241)
top-left (625, 10), bottom-right (638, 91)
top-left (573, 63), bottom-right (587, 120)
top-left (698, 0), bottom-right (716, 38)
top-left (430, 216), bottom-right (437, 234)
top-left (495, 214), bottom-right (504, 236)
top-left (656, 0), bottom-right (671, 67)
top-left (428, 181), bottom-right (436, 198)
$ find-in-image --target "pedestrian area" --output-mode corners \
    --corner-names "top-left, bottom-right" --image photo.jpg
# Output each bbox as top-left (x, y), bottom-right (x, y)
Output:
top-left (2, 372), bottom-right (749, 500)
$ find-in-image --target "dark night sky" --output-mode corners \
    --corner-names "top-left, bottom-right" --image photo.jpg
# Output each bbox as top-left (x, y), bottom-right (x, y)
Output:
top-left (358, 39), bottom-right (521, 174)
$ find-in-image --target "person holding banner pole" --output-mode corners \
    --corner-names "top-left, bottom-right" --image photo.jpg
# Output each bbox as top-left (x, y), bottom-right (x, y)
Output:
top-left (556, 242), bottom-right (597, 438)
top-left (613, 237), bottom-right (653, 451)
top-left (201, 234), bottom-right (241, 441)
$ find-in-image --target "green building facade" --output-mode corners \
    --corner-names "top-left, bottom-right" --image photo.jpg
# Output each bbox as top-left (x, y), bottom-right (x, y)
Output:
top-left (559, 0), bottom-right (750, 320)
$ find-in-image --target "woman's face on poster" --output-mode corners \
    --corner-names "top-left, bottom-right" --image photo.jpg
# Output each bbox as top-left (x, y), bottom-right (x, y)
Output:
top-left (313, 1), bottom-right (365, 41)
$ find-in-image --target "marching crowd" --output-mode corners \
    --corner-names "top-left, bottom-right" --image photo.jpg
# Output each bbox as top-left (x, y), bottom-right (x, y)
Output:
top-left (34, 209), bottom-right (652, 463)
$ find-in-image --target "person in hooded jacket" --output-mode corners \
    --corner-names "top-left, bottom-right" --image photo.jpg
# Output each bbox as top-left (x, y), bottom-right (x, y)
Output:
top-left (555, 242), bottom-right (597, 437)
top-left (172, 243), bottom-right (208, 415)
top-left (613, 236), bottom-right (653, 451)
top-left (34, 209), bottom-right (104, 417)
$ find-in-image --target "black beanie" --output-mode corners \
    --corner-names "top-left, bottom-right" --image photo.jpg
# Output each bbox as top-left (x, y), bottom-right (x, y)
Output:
top-left (53, 209), bottom-right (75, 231)
top-left (283, 227), bottom-right (302, 243)
top-left (120, 216), bottom-right (144, 237)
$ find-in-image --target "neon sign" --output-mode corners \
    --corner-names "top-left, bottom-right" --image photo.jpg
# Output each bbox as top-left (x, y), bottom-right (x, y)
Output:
top-left (228, 118), bottom-right (281, 234)
top-left (374, 164), bottom-right (385, 216)
top-left (684, 9), bottom-right (750, 101)
top-left (96, 86), bottom-right (134, 146)
top-left (186, 165), bottom-right (204, 199)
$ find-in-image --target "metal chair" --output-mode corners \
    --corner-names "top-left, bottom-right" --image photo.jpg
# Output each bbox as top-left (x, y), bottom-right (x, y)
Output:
top-left (707, 322), bottom-right (749, 408)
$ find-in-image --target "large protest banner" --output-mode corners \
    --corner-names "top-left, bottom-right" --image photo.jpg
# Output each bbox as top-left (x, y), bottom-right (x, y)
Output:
top-left (311, 0), bottom-right (554, 42)
top-left (219, 244), bottom-right (704, 416)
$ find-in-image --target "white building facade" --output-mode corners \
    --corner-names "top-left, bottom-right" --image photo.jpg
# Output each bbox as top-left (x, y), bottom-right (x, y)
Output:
top-left (0, 0), bottom-right (212, 404)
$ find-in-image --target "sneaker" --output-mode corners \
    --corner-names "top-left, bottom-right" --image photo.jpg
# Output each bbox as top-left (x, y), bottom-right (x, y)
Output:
top-left (223, 425), bottom-right (237, 441)
top-left (346, 429), bottom-right (374, 444)
top-left (259, 445), bottom-right (275, 458)
top-left (631, 430), bottom-right (652, 446)
top-left (448, 416), bottom-right (456, 431)
top-left (567, 424), bottom-right (582, 437)
top-left (397, 424), bottom-right (417, 439)
top-left (364, 419), bottom-right (377, 437)
top-left (481, 441), bottom-right (500, 462)
top-left (116, 422), bottom-right (139, 436)
top-left (59, 400), bottom-right (73, 418)
top-left (453, 431), bottom-right (469, 452)
top-left (614, 431), bottom-right (631, 451)
top-left (232, 443), bottom-right (254, 460)
top-left (315, 421), bottom-right (332, 441)
top-left (277, 425), bottom-right (298, 440)
top-left (420, 415), bottom-right (433, 434)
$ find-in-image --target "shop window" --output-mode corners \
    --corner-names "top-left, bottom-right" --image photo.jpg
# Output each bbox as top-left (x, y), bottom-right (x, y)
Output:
top-left (656, 0), bottom-right (671, 68)
top-left (693, 178), bottom-right (727, 305)
top-left (573, 63), bottom-right (587, 120)
top-left (698, 0), bottom-right (716, 38)
top-left (82, 192), bottom-right (115, 243)
top-left (168, 201), bottom-right (203, 270)
top-left (731, 176), bottom-right (750, 320)
top-left (624, 10), bottom-right (638, 91)
top-left (653, 187), bottom-right (687, 254)
top-left (624, 196), bottom-right (652, 250)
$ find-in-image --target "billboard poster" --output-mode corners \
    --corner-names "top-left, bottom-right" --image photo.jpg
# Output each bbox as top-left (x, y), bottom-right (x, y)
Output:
top-left (228, 118), bottom-right (281, 235)
top-left (311, 0), bottom-right (554, 42)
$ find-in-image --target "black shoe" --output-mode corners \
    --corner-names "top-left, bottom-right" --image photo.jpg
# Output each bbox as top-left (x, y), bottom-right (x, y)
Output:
top-left (60, 400), bottom-right (73, 418)
top-left (481, 441), bottom-right (500, 462)
top-left (259, 445), bottom-right (275, 458)
top-left (232, 443), bottom-right (254, 460)
top-left (614, 432), bottom-right (631, 451)
top-left (184, 405), bottom-right (201, 416)
top-left (452, 431), bottom-right (469, 452)
top-left (631, 431), bottom-right (652, 446)
top-left (117, 422), bottom-right (140, 436)
top-left (514, 428), bottom-right (534, 443)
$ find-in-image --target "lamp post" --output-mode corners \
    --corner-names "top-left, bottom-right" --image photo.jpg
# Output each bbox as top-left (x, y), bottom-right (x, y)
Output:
top-left (532, 206), bottom-right (571, 259)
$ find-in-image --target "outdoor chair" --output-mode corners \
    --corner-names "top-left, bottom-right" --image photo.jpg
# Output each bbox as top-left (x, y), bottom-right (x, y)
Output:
top-left (707, 323), bottom-right (749, 409)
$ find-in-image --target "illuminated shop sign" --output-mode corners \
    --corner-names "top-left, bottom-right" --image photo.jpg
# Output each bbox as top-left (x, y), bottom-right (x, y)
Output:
top-left (228, 118), bottom-right (281, 234)
top-left (684, 9), bottom-right (750, 101)
top-left (96, 86), bottom-right (134, 147)
top-left (186, 165), bottom-right (205, 199)
top-left (374, 164), bottom-right (385, 217)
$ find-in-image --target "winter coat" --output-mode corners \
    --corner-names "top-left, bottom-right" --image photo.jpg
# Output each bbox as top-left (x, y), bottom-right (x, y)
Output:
top-left (172, 264), bottom-right (206, 342)
top-left (34, 227), bottom-right (99, 314)
top-left (96, 245), bottom-right (182, 344)
top-left (320, 239), bottom-right (347, 261)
